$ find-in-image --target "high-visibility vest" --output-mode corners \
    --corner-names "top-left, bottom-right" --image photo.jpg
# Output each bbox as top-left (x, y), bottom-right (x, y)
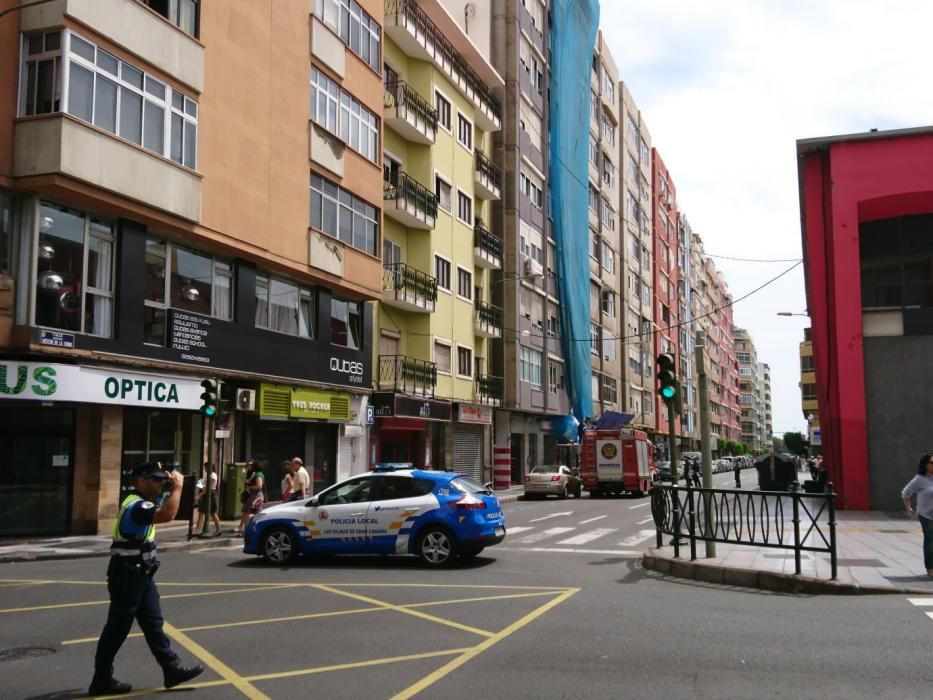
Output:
top-left (111, 493), bottom-right (156, 555)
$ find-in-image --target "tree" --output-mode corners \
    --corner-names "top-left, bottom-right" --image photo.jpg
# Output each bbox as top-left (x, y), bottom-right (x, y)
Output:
top-left (772, 436), bottom-right (786, 453)
top-left (782, 431), bottom-right (807, 456)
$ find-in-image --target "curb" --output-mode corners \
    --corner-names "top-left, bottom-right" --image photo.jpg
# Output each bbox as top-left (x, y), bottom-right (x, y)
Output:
top-left (641, 548), bottom-right (933, 596)
top-left (0, 536), bottom-right (241, 565)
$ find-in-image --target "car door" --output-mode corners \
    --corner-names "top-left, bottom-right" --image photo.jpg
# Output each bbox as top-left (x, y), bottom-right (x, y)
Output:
top-left (367, 475), bottom-right (438, 555)
top-left (304, 476), bottom-right (377, 554)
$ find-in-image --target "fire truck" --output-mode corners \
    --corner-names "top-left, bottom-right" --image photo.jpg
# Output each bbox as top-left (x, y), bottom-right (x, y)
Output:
top-left (580, 428), bottom-right (656, 497)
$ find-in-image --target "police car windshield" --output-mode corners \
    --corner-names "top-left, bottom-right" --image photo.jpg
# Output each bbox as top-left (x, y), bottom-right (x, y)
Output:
top-left (451, 476), bottom-right (491, 495)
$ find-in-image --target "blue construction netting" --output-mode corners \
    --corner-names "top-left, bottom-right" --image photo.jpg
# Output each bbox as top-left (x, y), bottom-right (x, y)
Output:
top-left (549, 0), bottom-right (600, 425)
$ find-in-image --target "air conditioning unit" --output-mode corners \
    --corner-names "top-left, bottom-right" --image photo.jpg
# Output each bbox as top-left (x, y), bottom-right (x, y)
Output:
top-left (523, 257), bottom-right (543, 277)
top-left (235, 388), bottom-right (256, 412)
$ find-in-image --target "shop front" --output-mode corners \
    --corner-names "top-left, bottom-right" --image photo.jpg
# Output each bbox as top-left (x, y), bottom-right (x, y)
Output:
top-left (0, 360), bottom-right (205, 536)
top-left (370, 393), bottom-right (451, 471)
top-left (452, 404), bottom-right (492, 483)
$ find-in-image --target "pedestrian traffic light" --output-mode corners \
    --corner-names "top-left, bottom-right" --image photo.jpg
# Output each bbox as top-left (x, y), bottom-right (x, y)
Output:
top-left (656, 353), bottom-right (677, 404)
top-left (199, 378), bottom-right (219, 417)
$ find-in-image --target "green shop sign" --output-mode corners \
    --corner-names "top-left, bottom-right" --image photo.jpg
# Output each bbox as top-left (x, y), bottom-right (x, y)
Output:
top-left (258, 383), bottom-right (351, 421)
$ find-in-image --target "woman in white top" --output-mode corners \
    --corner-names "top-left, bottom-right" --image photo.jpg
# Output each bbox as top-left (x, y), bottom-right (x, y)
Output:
top-left (901, 452), bottom-right (933, 577)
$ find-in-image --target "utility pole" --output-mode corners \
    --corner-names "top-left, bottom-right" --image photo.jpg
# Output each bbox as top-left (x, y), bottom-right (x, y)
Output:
top-left (695, 330), bottom-right (715, 557)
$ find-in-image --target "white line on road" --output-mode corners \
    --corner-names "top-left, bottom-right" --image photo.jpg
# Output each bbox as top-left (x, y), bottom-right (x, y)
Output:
top-left (629, 502), bottom-right (650, 509)
top-left (617, 529), bottom-right (655, 547)
top-left (637, 517), bottom-right (653, 525)
top-left (515, 527), bottom-right (575, 544)
top-left (578, 515), bottom-right (607, 524)
top-left (505, 526), bottom-right (534, 536)
top-left (496, 547), bottom-right (639, 556)
top-left (556, 528), bottom-right (618, 546)
top-left (907, 598), bottom-right (933, 606)
top-left (528, 512), bottom-right (573, 523)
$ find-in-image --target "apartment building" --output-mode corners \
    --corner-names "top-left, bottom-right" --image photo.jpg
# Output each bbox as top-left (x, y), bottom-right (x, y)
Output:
top-left (758, 361), bottom-right (773, 449)
top-left (0, 0), bottom-right (384, 536)
top-left (734, 327), bottom-right (762, 451)
top-left (677, 212), bottom-right (698, 450)
top-left (618, 80), bottom-right (655, 434)
top-left (372, 0), bottom-right (503, 482)
top-left (588, 30), bottom-right (622, 419)
top-left (799, 328), bottom-right (819, 453)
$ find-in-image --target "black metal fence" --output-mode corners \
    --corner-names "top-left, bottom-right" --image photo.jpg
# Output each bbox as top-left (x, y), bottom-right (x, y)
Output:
top-left (650, 483), bottom-right (838, 579)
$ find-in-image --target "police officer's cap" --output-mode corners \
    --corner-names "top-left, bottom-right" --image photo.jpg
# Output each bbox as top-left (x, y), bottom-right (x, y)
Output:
top-left (132, 462), bottom-right (169, 480)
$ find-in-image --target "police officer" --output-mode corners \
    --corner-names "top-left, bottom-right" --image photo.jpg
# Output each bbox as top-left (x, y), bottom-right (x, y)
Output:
top-left (89, 463), bottom-right (204, 695)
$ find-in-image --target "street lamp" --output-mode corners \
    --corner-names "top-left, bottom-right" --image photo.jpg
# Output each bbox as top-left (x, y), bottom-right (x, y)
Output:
top-left (776, 311), bottom-right (809, 317)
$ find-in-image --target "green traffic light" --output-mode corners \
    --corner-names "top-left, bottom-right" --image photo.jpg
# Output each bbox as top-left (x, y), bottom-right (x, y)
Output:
top-left (660, 386), bottom-right (676, 400)
top-left (201, 406), bottom-right (217, 417)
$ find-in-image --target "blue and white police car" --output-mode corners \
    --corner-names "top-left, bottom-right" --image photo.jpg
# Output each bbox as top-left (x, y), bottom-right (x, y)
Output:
top-left (243, 464), bottom-right (506, 567)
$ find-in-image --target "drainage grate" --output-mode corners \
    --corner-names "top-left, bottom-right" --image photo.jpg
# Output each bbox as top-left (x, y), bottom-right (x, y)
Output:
top-left (0, 647), bottom-right (56, 662)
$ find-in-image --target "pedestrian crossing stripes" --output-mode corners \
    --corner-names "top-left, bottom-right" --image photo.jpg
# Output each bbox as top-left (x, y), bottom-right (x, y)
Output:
top-left (556, 528), bottom-right (618, 546)
top-left (907, 597), bottom-right (933, 622)
top-left (515, 527), bottom-right (576, 544)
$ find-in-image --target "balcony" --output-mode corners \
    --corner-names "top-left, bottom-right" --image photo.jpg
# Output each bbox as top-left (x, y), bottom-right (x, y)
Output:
top-left (474, 373), bottom-right (503, 407)
top-left (385, 0), bottom-right (502, 132)
top-left (379, 355), bottom-right (437, 397)
top-left (474, 150), bottom-right (501, 200)
top-left (474, 301), bottom-right (502, 339)
top-left (384, 80), bottom-right (437, 144)
top-left (473, 222), bottom-right (502, 269)
top-left (384, 170), bottom-right (437, 229)
top-left (383, 263), bottom-right (438, 313)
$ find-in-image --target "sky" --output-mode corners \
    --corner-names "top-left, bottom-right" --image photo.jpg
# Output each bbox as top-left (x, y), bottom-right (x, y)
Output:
top-left (599, 0), bottom-right (933, 438)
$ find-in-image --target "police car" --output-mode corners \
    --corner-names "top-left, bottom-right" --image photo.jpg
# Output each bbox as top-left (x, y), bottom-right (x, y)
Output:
top-left (243, 464), bottom-right (506, 567)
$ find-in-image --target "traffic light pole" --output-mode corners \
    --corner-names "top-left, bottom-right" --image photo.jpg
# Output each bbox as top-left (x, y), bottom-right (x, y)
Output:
top-left (695, 330), bottom-right (716, 558)
top-left (199, 412), bottom-right (215, 537)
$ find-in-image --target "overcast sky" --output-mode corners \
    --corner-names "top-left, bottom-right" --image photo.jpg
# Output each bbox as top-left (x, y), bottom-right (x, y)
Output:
top-left (599, 0), bottom-right (933, 438)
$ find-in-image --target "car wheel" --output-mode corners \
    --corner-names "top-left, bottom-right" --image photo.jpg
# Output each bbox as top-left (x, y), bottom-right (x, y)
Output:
top-left (417, 527), bottom-right (458, 567)
top-left (261, 527), bottom-right (298, 565)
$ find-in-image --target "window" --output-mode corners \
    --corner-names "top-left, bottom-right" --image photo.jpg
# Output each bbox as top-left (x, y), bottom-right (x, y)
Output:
top-left (590, 323), bottom-right (600, 355)
top-left (35, 202), bottom-right (114, 337)
top-left (801, 355), bottom-right (814, 372)
top-left (457, 346), bottom-right (472, 377)
top-left (520, 98), bottom-right (542, 150)
top-left (520, 170), bottom-right (543, 210)
top-left (383, 239), bottom-right (401, 266)
top-left (0, 193), bottom-right (13, 273)
top-left (860, 215), bottom-right (933, 309)
top-left (601, 243), bottom-right (615, 273)
top-left (435, 176), bottom-right (451, 212)
top-left (435, 91), bottom-right (451, 131)
top-left (588, 184), bottom-right (599, 214)
top-left (602, 114), bottom-right (615, 145)
top-left (520, 347), bottom-right (542, 388)
top-left (310, 174), bottom-right (378, 255)
top-left (255, 275), bottom-right (314, 338)
top-left (601, 198), bottom-right (615, 230)
top-left (602, 329), bottom-right (617, 360)
top-left (457, 113), bottom-right (473, 150)
top-left (434, 341), bottom-right (451, 373)
top-left (435, 256), bottom-right (451, 291)
top-left (312, 0), bottom-right (381, 72)
top-left (602, 156), bottom-right (615, 188)
top-left (626, 112), bottom-right (639, 145)
top-left (602, 375), bottom-right (617, 404)
top-left (602, 66), bottom-right (614, 102)
top-left (522, 0), bottom-right (544, 32)
top-left (318, 476), bottom-right (376, 506)
top-left (457, 190), bottom-right (472, 224)
top-left (22, 31), bottom-right (200, 169)
top-left (548, 362), bottom-right (564, 393)
top-left (330, 297), bottom-right (362, 349)
top-left (457, 267), bottom-right (472, 300)
top-left (311, 68), bottom-right (379, 163)
top-left (589, 133), bottom-right (599, 165)
top-left (143, 0), bottom-right (199, 37)
top-left (602, 290), bottom-right (616, 317)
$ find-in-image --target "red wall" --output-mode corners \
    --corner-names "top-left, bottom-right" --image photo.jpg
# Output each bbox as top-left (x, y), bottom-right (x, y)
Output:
top-left (800, 132), bottom-right (933, 509)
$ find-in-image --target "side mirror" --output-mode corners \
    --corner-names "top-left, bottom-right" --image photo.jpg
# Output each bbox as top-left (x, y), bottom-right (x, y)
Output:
top-left (483, 481), bottom-right (494, 491)
top-left (307, 497), bottom-right (318, 507)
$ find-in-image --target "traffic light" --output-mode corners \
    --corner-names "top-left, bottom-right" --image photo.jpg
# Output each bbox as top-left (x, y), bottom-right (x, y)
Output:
top-left (656, 353), bottom-right (677, 404)
top-left (199, 378), bottom-right (219, 417)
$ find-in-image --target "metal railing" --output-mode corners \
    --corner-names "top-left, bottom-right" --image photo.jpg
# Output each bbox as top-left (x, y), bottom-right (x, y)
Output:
top-left (385, 0), bottom-right (502, 122)
top-left (474, 149), bottom-right (502, 190)
top-left (384, 170), bottom-right (438, 220)
top-left (474, 300), bottom-right (502, 331)
top-left (378, 354), bottom-right (437, 397)
top-left (650, 483), bottom-right (837, 579)
top-left (384, 79), bottom-right (438, 132)
top-left (473, 222), bottom-right (502, 260)
top-left (383, 262), bottom-right (438, 305)
top-left (475, 373), bottom-right (503, 402)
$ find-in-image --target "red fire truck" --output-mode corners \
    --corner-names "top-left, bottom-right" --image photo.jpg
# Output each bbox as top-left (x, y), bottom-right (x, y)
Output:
top-left (580, 428), bottom-right (656, 497)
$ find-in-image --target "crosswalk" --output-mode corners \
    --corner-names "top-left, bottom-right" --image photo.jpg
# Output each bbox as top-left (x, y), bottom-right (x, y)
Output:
top-left (497, 511), bottom-right (657, 555)
top-left (907, 597), bottom-right (933, 623)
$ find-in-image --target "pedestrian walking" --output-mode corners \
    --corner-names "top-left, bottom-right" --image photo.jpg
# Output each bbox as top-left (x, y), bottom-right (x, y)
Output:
top-left (280, 460), bottom-right (294, 503)
top-left (291, 456), bottom-right (311, 500)
top-left (690, 458), bottom-right (701, 488)
top-left (194, 464), bottom-right (221, 537)
top-left (734, 460), bottom-right (742, 489)
top-left (901, 452), bottom-right (933, 577)
top-left (89, 463), bottom-right (204, 695)
top-left (235, 459), bottom-right (265, 536)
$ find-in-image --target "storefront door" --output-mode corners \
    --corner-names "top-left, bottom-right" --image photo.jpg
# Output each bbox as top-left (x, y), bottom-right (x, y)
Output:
top-left (0, 408), bottom-right (74, 537)
top-left (121, 408), bottom-right (200, 500)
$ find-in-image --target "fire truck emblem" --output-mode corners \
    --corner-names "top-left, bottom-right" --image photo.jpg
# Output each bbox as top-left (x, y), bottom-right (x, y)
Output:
top-left (600, 443), bottom-right (618, 459)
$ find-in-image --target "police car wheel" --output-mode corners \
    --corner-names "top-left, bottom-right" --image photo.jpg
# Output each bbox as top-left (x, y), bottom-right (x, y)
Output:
top-left (417, 527), bottom-right (458, 567)
top-left (261, 527), bottom-right (298, 564)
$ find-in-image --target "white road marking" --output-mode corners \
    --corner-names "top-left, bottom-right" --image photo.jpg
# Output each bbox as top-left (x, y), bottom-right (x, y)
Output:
top-left (497, 547), bottom-right (640, 556)
top-left (629, 502), bottom-right (651, 510)
top-left (556, 528), bottom-right (618, 545)
top-left (617, 529), bottom-right (655, 547)
top-left (529, 512), bottom-right (573, 523)
top-left (908, 598), bottom-right (933, 606)
top-left (505, 526), bottom-right (534, 536)
top-left (578, 515), bottom-right (607, 524)
top-left (637, 517), bottom-right (654, 525)
top-left (515, 527), bottom-right (575, 544)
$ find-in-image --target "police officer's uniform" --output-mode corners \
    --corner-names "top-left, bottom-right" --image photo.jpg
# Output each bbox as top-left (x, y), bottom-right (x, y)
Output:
top-left (89, 463), bottom-right (203, 696)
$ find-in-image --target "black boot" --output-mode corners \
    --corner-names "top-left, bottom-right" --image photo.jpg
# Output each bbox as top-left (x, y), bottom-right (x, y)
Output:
top-left (88, 669), bottom-right (132, 696)
top-left (163, 661), bottom-right (205, 689)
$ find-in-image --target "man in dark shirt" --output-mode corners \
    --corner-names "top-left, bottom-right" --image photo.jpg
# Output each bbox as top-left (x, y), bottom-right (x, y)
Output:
top-left (89, 463), bottom-right (204, 696)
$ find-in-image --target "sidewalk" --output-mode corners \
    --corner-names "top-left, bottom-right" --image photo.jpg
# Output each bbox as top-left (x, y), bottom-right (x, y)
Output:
top-left (643, 509), bottom-right (933, 595)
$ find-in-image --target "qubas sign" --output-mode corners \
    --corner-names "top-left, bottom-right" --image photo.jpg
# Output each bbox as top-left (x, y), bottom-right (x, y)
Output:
top-left (0, 362), bottom-right (203, 409)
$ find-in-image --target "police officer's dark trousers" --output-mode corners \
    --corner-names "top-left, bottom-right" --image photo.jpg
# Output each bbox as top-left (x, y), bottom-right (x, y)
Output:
top-left (94, 557), bottom-right (176, 673)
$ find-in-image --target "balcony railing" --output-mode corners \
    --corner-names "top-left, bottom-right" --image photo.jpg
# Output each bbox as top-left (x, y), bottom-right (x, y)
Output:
top-left (475, 373), bottom-right (503, 406)
top-left (384, 170), bottom-right (438, 229)
top-left (474, 301), bottom-right (502, 338)
top-left (384, 79), bottom-right (437, 144)
top-left (385, 0), bottom-right (501, 129)
top-left (473, 222), bottom-right (502, 269)
top-left (383, 262), bottom-right (438, 313)
top-left (474, 149), bottom-right (501, 199)
top-left (379, 354), bottom-right (437, 397)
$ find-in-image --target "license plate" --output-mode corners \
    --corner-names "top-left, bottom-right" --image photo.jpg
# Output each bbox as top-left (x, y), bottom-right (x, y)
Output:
top-left (495, 527), bottom-right (505, 537)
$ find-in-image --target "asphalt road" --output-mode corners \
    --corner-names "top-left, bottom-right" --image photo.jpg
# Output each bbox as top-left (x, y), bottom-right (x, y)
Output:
top-left (2, 489), bottom-right (931, 699)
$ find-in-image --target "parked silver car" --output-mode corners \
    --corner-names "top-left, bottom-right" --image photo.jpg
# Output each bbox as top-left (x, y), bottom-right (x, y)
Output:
top-left (523, 464), bottom-right (583, 499)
